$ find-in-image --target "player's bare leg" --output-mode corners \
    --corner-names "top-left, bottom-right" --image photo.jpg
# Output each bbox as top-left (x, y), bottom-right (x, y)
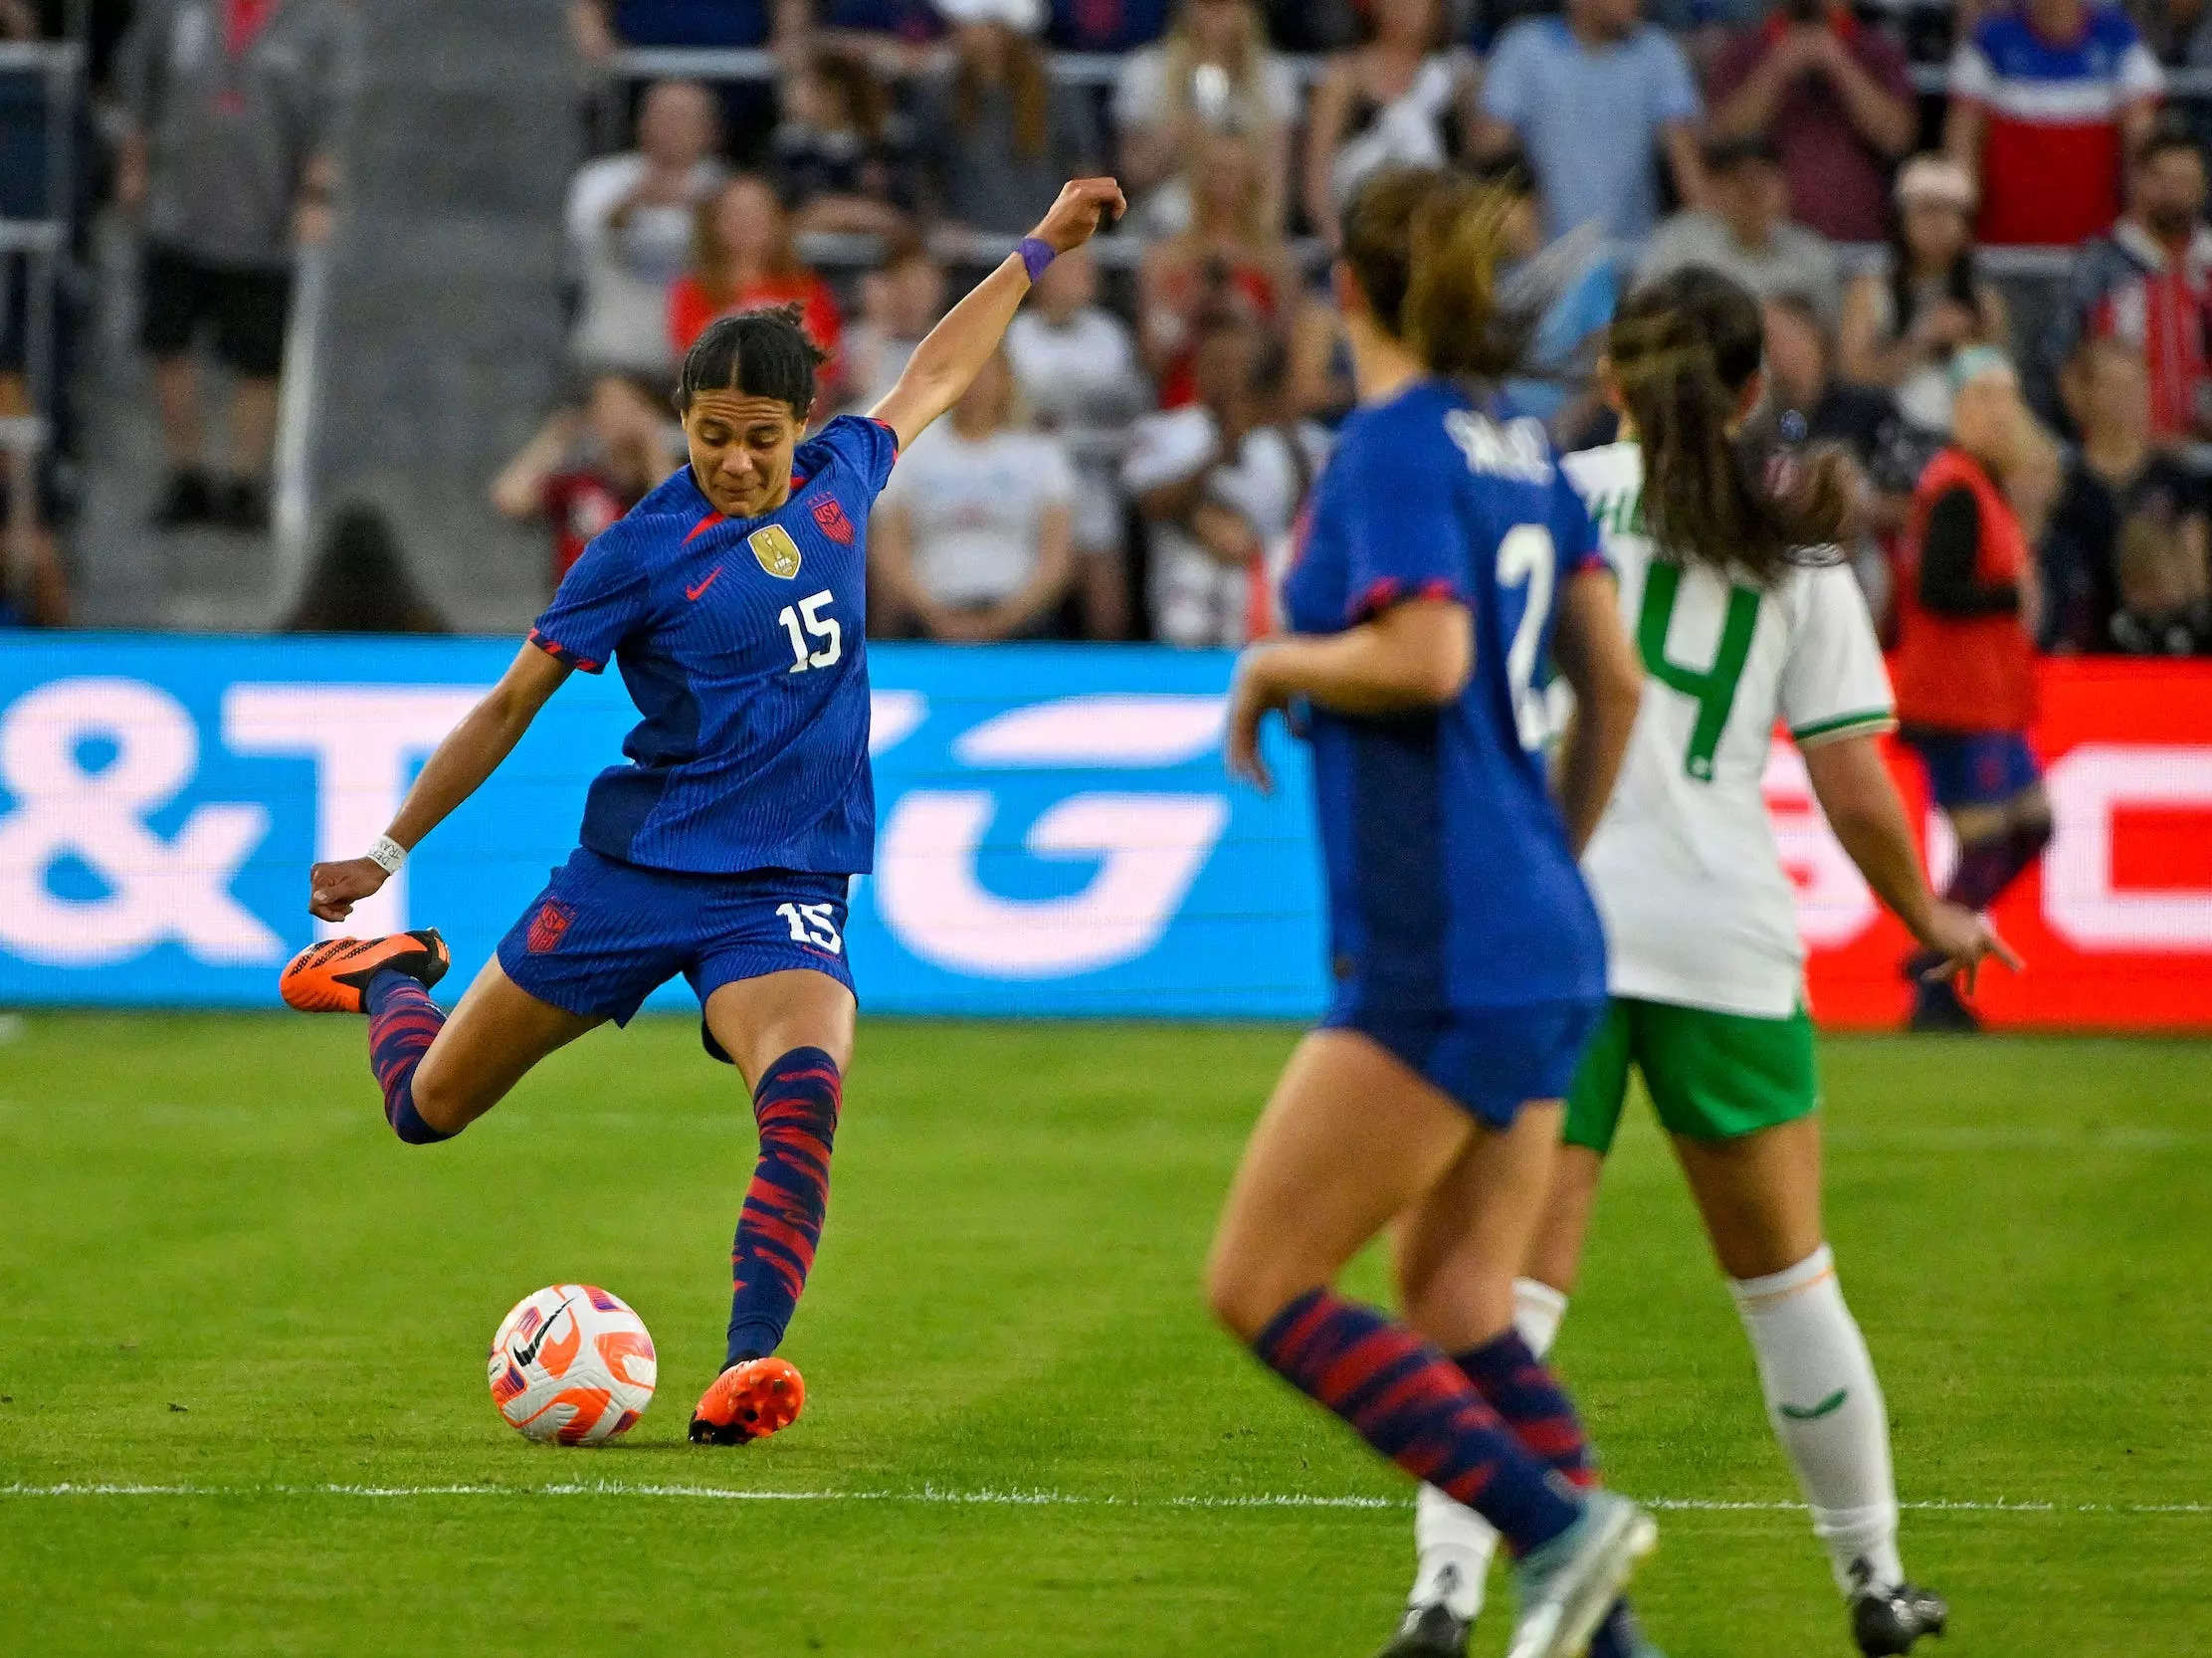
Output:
top-left (284, 936), bottom-right (599, 1143)
top-left (690, 969), bottom-right (857, 1445)
top-left (407, 956), bottom-right (602, 1134)
top-left (1207, 1033), bottom-right (1654, 1658)
top-left (1674, 1119), bottom-right (1946, 1656)
top-left (1390, 1141), bottom-right (1659, 1658)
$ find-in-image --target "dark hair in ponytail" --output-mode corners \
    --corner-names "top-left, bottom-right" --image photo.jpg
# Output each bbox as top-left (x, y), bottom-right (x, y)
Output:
top-left (1607, 267), bottom-right (1850, 586)
top-left (676, 303), bottom-right (827, 420)
top-left (1339, 165), bottom-right (1529, 381)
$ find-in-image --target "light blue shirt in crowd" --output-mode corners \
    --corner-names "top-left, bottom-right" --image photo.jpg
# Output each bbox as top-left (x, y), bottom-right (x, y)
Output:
top-left (1480, 17), bottom-right (1702, 242)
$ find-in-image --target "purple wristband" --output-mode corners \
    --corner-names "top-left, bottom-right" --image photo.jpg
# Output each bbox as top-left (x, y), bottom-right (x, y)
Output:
top-left (1017, 235), bottom-right (1056, 284)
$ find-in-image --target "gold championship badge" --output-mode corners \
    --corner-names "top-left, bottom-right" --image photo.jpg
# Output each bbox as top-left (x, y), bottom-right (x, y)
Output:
top-left (748, 523), bottom-right (804, 579)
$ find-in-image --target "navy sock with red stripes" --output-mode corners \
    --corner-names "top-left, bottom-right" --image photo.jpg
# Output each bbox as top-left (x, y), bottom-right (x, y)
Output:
top-left (1254, 1289), bottom-right (1581, 1555)
top-left (364, 968), bottom-right (452, 1144)
top-left (1456, 1330), bottom-right (1647, 1656)
top-left (725, 1047), bottom-right (841, 1366)
top-left (1453, 1329), bottom-right (1594, 1490)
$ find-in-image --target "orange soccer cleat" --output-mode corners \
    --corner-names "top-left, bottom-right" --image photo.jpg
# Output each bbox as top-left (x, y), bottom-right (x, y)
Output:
top-left (279, 929), bottom-right (451, 1014)
top-left (689, 1356), bottom-right (806, 1445)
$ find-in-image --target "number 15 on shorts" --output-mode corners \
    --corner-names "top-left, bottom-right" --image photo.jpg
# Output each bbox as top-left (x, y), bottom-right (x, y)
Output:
top-left (777, 902), bottom-right (843, 954)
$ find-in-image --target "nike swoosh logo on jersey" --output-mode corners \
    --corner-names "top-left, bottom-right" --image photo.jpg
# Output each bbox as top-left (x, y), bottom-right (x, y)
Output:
top-left (686, 565), bottom-right (723, 601)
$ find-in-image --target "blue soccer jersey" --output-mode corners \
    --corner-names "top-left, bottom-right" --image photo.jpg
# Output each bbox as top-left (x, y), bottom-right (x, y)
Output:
top-left (1281, 379), bottom-right (1607, 1015)
top-left (527, 413), bottom-right (898, 875)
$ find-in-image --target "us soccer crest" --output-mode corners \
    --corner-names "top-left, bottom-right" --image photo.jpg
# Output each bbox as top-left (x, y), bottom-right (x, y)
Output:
top-left (749, 523), bottom-right (803, 579)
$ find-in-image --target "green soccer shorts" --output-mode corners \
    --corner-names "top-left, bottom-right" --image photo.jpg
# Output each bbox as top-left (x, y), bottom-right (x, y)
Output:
top-left (1563, 996), bottom-right (1820, 1153)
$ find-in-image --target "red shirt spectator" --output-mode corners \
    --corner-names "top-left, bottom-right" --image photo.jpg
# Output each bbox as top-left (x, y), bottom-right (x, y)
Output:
top-left (1944, 0), bottom-right (2162, 247)
top-left (491, 378), bottom-right (679, 586)
top-left (668, 175), bottom-right (843, 382)
top-left (1136, 130), bottom-right (1292, 409)
top-left (1706, 0), bottom-right (1916, 244)
top-left (2045, 122), bottom-right (2212, 440)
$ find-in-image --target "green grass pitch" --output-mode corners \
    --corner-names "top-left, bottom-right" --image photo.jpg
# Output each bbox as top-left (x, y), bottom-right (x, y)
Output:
top-left (2, 1014), bottom-right (2207, 1656)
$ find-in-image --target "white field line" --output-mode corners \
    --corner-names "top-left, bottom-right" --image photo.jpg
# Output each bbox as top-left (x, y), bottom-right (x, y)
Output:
top-left (0, 1482), bottom-right (2205, 1516)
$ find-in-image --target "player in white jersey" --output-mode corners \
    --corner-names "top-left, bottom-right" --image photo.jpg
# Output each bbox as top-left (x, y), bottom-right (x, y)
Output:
top-left (1381, 268), bottom-right (2017, 1658)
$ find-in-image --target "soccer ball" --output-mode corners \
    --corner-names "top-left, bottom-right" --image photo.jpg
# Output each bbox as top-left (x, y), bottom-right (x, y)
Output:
top-left (487, 1284), bottom-right (657, 1445)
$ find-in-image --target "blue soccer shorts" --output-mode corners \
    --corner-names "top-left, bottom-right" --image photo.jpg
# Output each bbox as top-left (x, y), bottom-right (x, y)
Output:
top-left (1320, 993), bottom-right (1607, 1132)
top-left (497, 848), bottom-right (855, 1038)
top-left (1899, 725), bottom-right (2041, 811)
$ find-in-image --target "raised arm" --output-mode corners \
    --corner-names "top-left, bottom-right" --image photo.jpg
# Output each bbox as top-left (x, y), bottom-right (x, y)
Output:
top-left (1802, 732), bottom-right (2020, 987)
top-left (870, 177), bottom-right (1125, 453)
top-left (307, 644), bottom-right (571, 922)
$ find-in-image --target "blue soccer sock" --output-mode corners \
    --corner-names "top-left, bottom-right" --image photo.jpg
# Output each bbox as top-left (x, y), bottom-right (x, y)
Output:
top-left (724, 1047), bottom-right (842, 1366)
top-left (1455, 1331), bottom-right (1643, 1655)
top-left (364, 968), bottom-right (453, 1145)
top-left (1255, 1289), bottom-right (1581, 1555)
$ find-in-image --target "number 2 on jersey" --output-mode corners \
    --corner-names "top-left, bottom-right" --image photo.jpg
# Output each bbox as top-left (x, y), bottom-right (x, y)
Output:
top-left (1495, 524), bottom-right (1555, 750)
top-left (1637, 561), bottom-right (1759, 781)
top-left (777, 589), bottom-right (842, 673)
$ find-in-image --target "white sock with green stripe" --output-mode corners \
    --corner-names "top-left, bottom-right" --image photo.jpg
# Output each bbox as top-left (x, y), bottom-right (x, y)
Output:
top-left (1409, 1278), bottom-right (1569, 1618)
top-left (1729, 1244), bottom-right (1905, 1597)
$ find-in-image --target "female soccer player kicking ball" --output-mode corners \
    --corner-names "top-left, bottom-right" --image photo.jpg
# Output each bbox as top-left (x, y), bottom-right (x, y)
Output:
top-left (1210, 164), bottom-right (1659, 1658)
top-left (279, 176), bottom-right (1127, 1447)
top-left (1390, 269), bottom-right (2017, 1658)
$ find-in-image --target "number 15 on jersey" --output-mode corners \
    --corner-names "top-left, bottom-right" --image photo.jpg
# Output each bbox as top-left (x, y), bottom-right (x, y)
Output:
top-left (778, 590), bottom-right (842, 673)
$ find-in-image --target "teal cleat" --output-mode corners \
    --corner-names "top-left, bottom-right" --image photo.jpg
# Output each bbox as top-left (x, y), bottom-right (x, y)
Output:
top-left (1504, 1491), bottom-right (1659, 1658)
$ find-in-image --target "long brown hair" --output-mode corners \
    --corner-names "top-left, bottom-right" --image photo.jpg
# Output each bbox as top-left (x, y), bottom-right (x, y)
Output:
top-left (692, 174), bottom-right (799, 307)
top-left (1339, 164), bottom-right (1524, 380)
top-left (954, 26), bottom-right (1050, 158)
top-left (1607, 267), bottom-right (1849, 585)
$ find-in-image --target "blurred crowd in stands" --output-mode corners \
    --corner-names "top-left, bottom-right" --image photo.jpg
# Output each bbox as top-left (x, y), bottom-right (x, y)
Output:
top-left (5, 0), bottom-right (2212, 658)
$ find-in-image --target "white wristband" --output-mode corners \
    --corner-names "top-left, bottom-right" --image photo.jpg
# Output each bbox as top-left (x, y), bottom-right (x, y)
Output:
top-left (366, 835), bottom-right (408, 876)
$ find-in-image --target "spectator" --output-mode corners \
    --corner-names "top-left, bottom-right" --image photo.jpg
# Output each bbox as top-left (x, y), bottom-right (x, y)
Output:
top-left (1705, 0), bottom-right (1916, 243)
top-left (1138, 130), bottom-right (1295, 408)
top-left (917, 2), bottom-right (1102, 235)
top-left (1761, 295), bottom-right (1919, 507)
top-left (843, 237), bottom-right (944, 411)
top-left (282, 504), bottom-right (449, 634)
top-left (1045, 0), bottom-right (1171, 50)
top-left (491, 376), bottom-right (680, 588)
top-left (1944, 0), bottom-right (2162, 247)
top-left (1006, 245), bottom-right (1153, 638)
top-left (1115, 0), bottom-right (1298, 238)
top-left (565, 80), bottom-right (723, 383)
top-left (2042, 336), bottom-right (2209, 649)
top-left (1890, 348), bottom-right (2055, 1031)
top-left (2045, 121), bottom-right (2212, 443)
top-left (2109, 503), bottom-right (2212, 650)
top-left (570, 0), bottom-right (774, 59)
top-left (815, 0), bottom-right (945, 79)
top-left (115, 0), bottom-right (352, 533)
top-left (1302, 0), bottom-right (1479, 236)
top-left (1124, 312), bottom-right (1329, 648)
top-left (1839, 156), bottom-right (2012, 439)
top-left (1475, 0), bottom-right (1705, 243)
top-left (771, 46), bottom-right (917, 238)
top-left (1640, 134), bottom-right (1843, 324)
top-left (668, 176), bottom-right (843, 399)
top-left (1758, 292), bottom-right (1921, 620)
top-left (2130, 0), bottom-right (2212, 64)
top-left (869, 347), bottom-right (1079, 641)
